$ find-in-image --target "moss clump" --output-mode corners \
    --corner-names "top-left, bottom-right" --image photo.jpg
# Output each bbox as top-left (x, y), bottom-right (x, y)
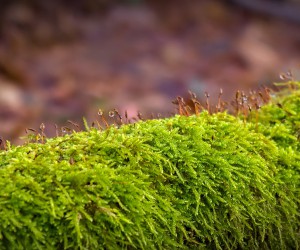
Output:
top-left (253, 88), bottom-right (300, 149)
top-left (0, 87), bottom-right (299, 249)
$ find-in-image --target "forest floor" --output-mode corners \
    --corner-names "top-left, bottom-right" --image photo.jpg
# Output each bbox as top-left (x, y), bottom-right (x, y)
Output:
top-left (0, 0), bottom-right (300, 143)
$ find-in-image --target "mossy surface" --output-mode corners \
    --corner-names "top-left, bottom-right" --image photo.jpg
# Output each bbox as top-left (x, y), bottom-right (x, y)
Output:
top-left (0, 88), bottom-right (299, 249)
top-left (255, 88), bottom-right (300, 149)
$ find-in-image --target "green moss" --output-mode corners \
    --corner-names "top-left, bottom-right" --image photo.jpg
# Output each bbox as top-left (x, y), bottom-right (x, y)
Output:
top-left (254, 88), bottom-right (300, 150)
top-left (0, 86), bottom-right (299, 249)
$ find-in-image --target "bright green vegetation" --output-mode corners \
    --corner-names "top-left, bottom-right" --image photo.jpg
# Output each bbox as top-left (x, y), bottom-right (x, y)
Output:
top-left (0, 86), bottom-right (299, 249)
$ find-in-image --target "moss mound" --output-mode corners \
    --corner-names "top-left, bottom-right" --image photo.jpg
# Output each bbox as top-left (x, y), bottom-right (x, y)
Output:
top-left (0, 87), bottom-right (299, 249)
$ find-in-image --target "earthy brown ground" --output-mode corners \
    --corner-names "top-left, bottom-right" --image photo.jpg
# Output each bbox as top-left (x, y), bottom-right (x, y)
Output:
top-left (0, 0), bottom-right (300, 143)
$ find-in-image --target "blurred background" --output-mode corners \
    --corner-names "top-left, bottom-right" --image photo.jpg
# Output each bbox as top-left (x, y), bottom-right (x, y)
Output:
top-left (0, 0), bottom-right (300, 144)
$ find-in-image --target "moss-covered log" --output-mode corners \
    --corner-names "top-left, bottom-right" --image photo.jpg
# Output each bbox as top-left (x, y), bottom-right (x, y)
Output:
top-left (0, 87), bottom-right (299, 249)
